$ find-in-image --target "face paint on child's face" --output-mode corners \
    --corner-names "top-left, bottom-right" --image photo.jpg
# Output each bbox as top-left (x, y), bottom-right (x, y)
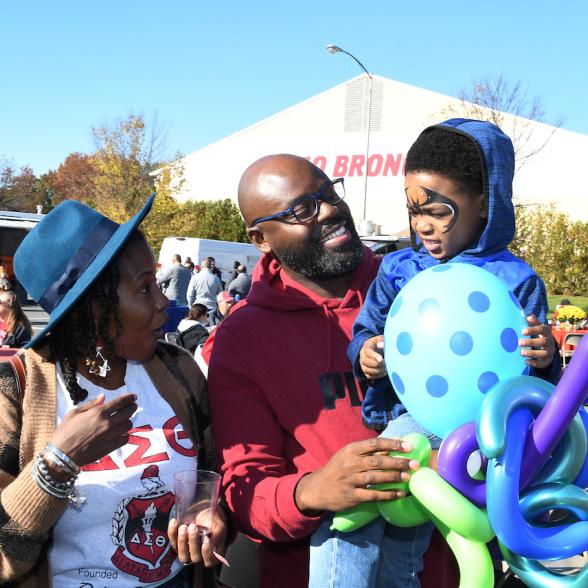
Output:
top-left (405, 185), bottom-right (459, 233)
top-left (405, 172), bottom-right (486, 260)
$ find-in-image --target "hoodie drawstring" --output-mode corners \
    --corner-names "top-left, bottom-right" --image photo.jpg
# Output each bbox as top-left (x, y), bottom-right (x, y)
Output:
top-left (322, 303), bottom-right (333, 373)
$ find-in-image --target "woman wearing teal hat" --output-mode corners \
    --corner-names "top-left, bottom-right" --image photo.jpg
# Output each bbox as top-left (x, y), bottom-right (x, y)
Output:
top-left (0, 196), bottom-right (228, 587)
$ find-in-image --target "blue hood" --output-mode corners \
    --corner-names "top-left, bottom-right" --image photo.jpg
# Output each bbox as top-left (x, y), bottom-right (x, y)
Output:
top-left (411, 118), bottom-right (515, 259)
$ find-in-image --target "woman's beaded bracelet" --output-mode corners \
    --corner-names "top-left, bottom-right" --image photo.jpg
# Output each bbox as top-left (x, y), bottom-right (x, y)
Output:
top-left (32, 453), bottom-right (75, 500)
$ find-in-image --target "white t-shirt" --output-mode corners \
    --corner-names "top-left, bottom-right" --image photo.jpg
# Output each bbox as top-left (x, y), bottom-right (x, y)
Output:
top-left (49, 362), bottom-right (198, 587)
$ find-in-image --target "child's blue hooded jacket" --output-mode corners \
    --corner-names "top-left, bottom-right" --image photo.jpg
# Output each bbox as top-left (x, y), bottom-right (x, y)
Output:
top-left (349, 118), bottom-right (559, 430)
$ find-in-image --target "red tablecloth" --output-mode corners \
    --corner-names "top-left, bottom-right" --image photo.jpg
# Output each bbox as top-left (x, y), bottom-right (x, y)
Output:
top-left (551, 327), bottom-right (588, 351)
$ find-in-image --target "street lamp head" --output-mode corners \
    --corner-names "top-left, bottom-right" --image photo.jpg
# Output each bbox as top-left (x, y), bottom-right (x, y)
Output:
top-left (325, 44), bottom-right (342, 54)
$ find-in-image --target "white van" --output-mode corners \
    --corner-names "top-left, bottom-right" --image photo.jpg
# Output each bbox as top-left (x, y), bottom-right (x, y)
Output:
top-left (158, 237), bottom-right (262, 284)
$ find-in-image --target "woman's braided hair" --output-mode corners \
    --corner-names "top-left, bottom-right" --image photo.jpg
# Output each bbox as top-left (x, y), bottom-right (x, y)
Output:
top-left (46, 232), bottom-right (143, 404)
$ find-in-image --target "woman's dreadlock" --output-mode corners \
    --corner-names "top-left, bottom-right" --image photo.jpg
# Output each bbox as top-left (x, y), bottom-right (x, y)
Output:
top-left (48, 255), bottom-right (124, 404)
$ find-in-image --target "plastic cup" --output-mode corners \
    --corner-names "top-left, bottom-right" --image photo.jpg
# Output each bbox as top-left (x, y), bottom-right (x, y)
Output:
top-left (173, 470), bottom-right (221, 535)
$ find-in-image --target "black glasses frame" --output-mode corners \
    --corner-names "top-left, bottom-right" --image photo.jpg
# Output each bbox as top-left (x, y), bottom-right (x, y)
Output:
top-left (251, 178), bottom-right (345, 226)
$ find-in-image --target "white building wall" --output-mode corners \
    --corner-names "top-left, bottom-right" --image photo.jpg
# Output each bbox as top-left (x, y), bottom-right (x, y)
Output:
top-left (163, 75), bottom-right (588, 235)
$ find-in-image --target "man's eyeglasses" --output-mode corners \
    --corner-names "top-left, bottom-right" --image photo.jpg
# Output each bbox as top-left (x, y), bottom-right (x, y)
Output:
top-left (251, 178), bottom-right (345, 226)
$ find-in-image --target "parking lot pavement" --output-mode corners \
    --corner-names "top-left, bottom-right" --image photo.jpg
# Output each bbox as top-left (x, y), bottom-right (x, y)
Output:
top-left (23, 303), bottom-right (49, 335)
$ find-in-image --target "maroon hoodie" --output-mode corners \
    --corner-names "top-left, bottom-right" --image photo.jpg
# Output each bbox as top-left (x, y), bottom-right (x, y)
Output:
top-left (205, 247), bottom-right (380, 587)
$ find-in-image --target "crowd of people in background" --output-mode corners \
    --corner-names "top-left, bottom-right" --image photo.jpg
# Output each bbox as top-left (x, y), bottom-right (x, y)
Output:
top-left (155, 252), bottom-right (252, 356)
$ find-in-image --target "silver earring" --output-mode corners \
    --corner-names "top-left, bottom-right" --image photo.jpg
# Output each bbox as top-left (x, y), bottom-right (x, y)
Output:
top-left (87, 346), bottom-right (110, 378)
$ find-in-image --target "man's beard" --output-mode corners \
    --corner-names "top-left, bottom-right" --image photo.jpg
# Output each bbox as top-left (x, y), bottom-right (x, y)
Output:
top-left (275, 224), bottom-right (364, 281)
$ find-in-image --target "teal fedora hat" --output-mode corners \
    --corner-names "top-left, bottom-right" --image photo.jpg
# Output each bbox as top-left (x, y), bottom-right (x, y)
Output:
top-left (14, 194), bottom-right (155, 348)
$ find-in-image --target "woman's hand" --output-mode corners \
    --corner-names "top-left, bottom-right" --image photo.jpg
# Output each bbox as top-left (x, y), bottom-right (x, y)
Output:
top-left (359, 335), bottom-right (387, 379)
top-left (49, 393), bottom-right (137, 468)
top-left (168, 506), bottom-right (229, 568)
top-left (519, 314), bottom-right (556, 369)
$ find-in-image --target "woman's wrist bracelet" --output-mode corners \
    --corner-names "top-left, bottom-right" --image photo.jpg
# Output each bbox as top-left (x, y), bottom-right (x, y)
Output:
top-left (32, 453), bottom-right (76, 500)
top-left (45, 442), bottom-right (80, 476)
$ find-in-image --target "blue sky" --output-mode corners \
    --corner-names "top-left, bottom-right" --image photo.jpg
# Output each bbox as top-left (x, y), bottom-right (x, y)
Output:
top-left (1, 1), bottom-right (586, 175)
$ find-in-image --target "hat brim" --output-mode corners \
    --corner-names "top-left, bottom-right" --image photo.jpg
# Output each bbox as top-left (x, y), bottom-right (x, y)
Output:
top-left (26, 195), bottom-right (155, 348)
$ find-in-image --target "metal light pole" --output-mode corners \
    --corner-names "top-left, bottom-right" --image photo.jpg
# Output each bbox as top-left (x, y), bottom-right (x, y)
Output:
top-left (326, 44), bottom-right (373, 226)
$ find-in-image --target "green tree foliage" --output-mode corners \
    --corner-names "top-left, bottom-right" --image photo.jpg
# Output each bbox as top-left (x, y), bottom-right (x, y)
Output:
top-left (144, 159), bottom-right (247, 253)
top-left (183, 199), bottom-right (248, 242)
top-left (142, 197), bottom-right (247, 256)
top-left (511, 205), bottom-right (588, 296)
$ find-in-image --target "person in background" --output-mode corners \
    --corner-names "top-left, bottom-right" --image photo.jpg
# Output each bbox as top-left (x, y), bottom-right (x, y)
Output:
top-left (207, 257), bottom-right (224, 288)
top-left (156, 253), bottom-right (192, 306)
top-left (0, 276), bottom-right (13, 292)
top-left (208, 291), bottom-right (235, 329)
top-left (0, 290), bottom-right (32, 348)
top-left (184, 260), bottom-right (196, 273)
top-left (187, 259), bottom-right (223, 312)
top-left (227, 261), bottom-right (241, 284)
top-left (178, 303), bottom-right (210, 332)
top-left (0, 196), bottom-right (228, 587)
top-left (176, 303), bottom-right (211, 353)
top-left (226, 265), bottom-right (251, 299)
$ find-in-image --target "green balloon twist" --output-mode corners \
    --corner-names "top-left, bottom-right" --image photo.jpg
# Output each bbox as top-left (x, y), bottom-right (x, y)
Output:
top-left (331, 433), bottom-right (431, 532)
top-left (330, 433), bottom-right (495, 588)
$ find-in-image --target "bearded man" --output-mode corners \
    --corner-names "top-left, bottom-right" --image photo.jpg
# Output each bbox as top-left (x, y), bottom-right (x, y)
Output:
top-left (204, 154), bottom-right (455, 588)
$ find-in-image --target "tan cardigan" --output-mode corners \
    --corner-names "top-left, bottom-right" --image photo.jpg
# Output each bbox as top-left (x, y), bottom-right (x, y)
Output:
top-left (0, 342), bottom-right (215, 587)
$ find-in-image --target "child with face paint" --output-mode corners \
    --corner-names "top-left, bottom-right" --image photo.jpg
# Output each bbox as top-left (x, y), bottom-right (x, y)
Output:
top-left (308, 119), bottom-right (559, 588)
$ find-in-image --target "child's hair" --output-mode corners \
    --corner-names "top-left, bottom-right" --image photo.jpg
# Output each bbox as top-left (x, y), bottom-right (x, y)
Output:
top-left (405, 126), bottom-right (484, 197)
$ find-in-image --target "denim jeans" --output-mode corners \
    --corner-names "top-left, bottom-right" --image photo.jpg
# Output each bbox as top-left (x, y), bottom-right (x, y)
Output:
top-left (308, 413), bottom-right (439, 588)
top-left (152, 566), bottom-right (193, 588)
top-left (309, 515), bottom-right (433, 588)
top-left (380, 412), bottom-right (442, 450)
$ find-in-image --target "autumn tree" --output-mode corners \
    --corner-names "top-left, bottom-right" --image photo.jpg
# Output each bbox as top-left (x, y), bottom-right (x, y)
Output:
top-left (141, 158), bottom-right (185, 253)
top-left (46, 152), bottom-right (98, 206)
top-left (91, 113), bottom-right (166, 222)
top-left (443, 75), bottom-right (562, 171)
top-left (0, 161), bottom-right (41, 211)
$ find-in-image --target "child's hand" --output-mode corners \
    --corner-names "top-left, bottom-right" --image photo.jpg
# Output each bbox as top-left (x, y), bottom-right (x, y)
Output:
top-left (518, 315), bottom-right (556, 369)
top-left (359, 335), bottom-right (387, 379)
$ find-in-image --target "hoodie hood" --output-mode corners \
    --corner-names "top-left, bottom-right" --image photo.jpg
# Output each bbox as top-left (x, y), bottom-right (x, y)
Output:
top-left (410, 118), bottom-right (515, 261)
top-left (246, 246), bottom-right (379, 312)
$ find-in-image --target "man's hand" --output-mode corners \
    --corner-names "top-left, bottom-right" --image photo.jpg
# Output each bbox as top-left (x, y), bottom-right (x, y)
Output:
top-left (519, 314), bottom-right (556, 369)
top-left (294, 437), bottom-right (420, 516)
top-left (359, 335), bottom-right (387, 379)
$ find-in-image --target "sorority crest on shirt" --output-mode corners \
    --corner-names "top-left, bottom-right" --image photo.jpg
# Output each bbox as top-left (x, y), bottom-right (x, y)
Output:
top-left (111, 465), bottom-right (177, 583)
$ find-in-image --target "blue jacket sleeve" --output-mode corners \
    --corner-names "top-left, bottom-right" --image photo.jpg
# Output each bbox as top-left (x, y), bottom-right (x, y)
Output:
top-left (348, 261), bottom-right (399, 377)
top-left (515, 273), bottom-right (561, 384)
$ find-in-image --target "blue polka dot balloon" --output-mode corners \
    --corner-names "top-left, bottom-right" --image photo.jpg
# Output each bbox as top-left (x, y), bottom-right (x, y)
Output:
top-left (384, 263), bottom-right (529, 439)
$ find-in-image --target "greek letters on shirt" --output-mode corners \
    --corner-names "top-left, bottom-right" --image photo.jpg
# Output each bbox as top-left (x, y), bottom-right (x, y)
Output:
top-left (51, 362), bottom-right (199, 587)
top-left (81, 416), bottom-right (196, 472)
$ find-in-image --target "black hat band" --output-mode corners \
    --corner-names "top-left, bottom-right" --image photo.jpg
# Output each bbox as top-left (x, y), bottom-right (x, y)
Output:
top-left (38, 217), bottom-right (119, 313)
